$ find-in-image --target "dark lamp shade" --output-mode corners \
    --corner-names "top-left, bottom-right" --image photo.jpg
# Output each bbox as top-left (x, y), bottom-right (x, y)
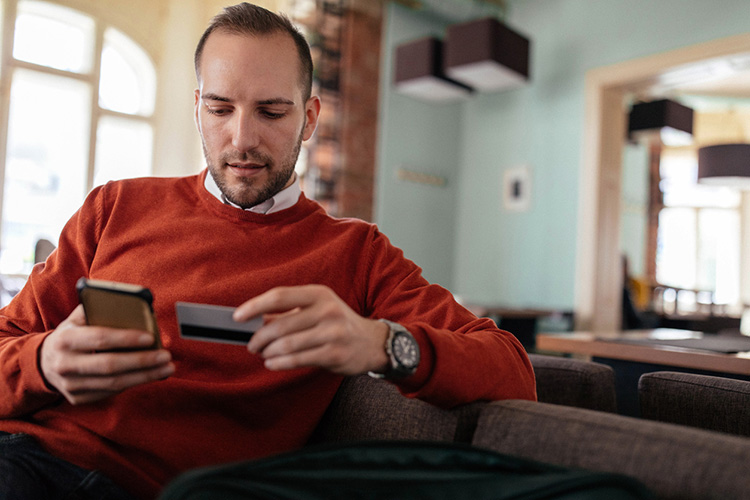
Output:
top-left (444, 17), bottom-right (530, 92)
top-left (394, 37), bottom-right (473, 102)
top-left (698, 143), bottom-right (750, 189)
top-left (628, 99), bottom-right (694, 146)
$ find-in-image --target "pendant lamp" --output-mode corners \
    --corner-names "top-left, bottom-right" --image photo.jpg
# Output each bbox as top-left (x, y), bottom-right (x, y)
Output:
top-left (697, 143), bottom-right (750, 189)
top-left (394, 37), bottom-right (473, 102)
top-left (443, 17), bottom-right (530, 92)
top-left (627, 99), bottom-right (694, 146)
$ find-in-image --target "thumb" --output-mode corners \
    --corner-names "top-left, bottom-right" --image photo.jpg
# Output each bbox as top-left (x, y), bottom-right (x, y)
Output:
top-left (64, 304), bottom-right (88, 327)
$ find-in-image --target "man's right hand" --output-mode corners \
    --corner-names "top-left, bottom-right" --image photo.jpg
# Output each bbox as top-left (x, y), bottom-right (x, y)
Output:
top-left (40, 305), bottom-right (175, 405)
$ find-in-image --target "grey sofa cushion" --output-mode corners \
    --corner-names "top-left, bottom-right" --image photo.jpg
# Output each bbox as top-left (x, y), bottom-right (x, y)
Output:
top-left (639, 371), bottom-right (750, 436)
top-left (307, 375), bottom-right (457, 444)
top-left (529, 353), bottom-right (617, 413)
top-left (472, 400), bottom-right (750, 500)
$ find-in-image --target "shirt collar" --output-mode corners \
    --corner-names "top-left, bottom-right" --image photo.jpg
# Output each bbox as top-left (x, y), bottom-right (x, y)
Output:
top-left (204, 170), bottom-right (301, 214)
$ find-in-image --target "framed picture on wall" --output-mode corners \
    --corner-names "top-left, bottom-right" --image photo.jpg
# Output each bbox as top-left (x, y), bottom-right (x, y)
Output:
top-left (503, 165), bottom-right (532, 212)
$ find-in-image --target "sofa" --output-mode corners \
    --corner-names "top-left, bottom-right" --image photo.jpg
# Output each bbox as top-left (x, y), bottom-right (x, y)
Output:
top-left (308, 355), bottom-right (750, 500)
top-left (160, 354), bottom-right (750, 499)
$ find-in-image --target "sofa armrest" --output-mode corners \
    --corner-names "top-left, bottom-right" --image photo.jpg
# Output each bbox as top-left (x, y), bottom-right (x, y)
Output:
top-left (473, 400), bottom-right (750, 500)
top-left (307, 375), bottom-right (457, 445)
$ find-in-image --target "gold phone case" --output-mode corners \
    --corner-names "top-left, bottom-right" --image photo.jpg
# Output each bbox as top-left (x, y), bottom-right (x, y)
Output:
top-left (77, 278), bottom-right (161, 349)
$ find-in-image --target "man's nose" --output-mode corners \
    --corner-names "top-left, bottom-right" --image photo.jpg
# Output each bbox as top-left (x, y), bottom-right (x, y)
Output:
top-left (231, 111), bottom-right (260, 152)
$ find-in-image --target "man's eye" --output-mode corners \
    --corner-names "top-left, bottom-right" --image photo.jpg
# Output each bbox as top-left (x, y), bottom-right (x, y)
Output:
top-left (206, 107), bottom-right (230, 116)
top-left (261, 110), bottom-right (285, 119)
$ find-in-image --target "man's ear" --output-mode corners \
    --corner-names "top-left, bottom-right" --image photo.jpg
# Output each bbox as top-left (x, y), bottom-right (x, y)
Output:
top-left (302, 96), bottom-right (321, 141)
top-left (193, 88), bottom-right (202, 133)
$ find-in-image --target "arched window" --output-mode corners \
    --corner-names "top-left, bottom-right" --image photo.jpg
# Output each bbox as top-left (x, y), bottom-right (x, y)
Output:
top-left (0, 0), bottom-right (156, 274)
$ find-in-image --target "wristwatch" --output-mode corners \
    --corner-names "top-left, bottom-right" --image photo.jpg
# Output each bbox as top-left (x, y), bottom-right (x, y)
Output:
top-left (368, 319), bottom-right (420, 380)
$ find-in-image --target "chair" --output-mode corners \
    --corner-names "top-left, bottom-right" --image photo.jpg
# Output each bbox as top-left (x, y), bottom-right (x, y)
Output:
top-left (638, 371), bottom-right (750, 436)
top-left (34, 238), bottom-right (56, 264)
top-left (528, 353), bottom-right (617, 413)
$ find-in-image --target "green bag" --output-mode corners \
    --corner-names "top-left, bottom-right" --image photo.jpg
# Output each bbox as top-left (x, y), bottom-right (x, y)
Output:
top-left (159, 441), bottom-right (654, 500)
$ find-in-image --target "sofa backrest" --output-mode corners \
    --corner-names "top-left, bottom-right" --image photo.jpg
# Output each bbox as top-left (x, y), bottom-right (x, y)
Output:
top-left (639, 371), bottom-right (750, 437)
top-left (472, 399), bottom-right (750, 500)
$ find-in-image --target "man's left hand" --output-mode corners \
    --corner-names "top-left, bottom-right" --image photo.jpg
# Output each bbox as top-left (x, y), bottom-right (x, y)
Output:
top-left (234, 285), bottom-right (389, 375)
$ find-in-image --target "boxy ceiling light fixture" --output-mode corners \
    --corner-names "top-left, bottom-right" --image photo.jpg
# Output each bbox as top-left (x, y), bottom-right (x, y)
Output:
top-left (627, 99), bottom-right (694, 146)
top-left (443, 17), bottom-right (530, 92)
top-left (394, 37), bottom-right (473, 103)
top-left (698, 143), bottom-right (750, 189)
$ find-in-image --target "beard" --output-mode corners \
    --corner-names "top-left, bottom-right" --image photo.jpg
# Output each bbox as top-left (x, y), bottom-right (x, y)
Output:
top-left (204, 129), bottom-right (304, 209)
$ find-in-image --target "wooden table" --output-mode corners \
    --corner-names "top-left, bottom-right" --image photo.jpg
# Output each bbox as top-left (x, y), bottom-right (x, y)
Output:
top-left (536, 328), bottom-right (750, 376)
top-left (536, 328), bottom-right (750, 415)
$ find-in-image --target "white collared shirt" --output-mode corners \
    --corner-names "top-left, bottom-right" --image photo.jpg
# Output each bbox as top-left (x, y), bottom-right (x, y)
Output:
top-left (204, 171), bottom-right (301, 214)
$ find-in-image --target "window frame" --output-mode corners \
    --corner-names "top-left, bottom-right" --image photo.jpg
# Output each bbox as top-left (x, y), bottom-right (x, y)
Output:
top-left (0, 0), bottom-right (156, 274)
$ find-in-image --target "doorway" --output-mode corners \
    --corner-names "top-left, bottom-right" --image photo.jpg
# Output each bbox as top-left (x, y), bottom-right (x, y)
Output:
top-left (575, 33), bottom-right (750, 332)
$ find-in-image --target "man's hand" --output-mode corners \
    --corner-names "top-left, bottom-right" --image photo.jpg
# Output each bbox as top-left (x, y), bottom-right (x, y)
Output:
top-left (40, 305), bottom-right (175, 405)
top-left (235, 285), bottom-right (389, 376)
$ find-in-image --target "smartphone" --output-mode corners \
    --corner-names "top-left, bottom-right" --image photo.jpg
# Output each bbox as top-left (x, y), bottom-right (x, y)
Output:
top-left (76, 277), bottom-right (161, 349)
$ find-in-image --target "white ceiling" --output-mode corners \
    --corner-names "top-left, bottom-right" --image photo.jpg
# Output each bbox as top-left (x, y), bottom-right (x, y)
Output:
top-left (677, 70), bottom-right (750, 99)
top-left (672, 53), bottom-right (750, 99)
top-left (630, 53), bottom-right (750, 112)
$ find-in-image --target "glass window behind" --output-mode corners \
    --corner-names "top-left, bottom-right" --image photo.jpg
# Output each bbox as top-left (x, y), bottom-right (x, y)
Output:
top-left (657, 150), bottom-right (741, 310)
top-left (99, 27), bottom-right (156, 116)
top-left (94, 115), bottom-right (153, 187)
top-left (1, 68), bottom-right (90, 274)
top-left (13, 0), bottom-right (94, 74)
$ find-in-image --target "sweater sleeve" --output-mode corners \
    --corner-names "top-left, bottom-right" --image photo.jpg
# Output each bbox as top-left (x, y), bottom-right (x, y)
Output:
top-left (0, 186), bottom-right (104, 418)
top-left (363, 228), bottom-right (537, 408)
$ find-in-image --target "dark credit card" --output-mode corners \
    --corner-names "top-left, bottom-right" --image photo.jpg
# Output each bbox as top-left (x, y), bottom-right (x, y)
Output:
top-left (176, 302), bottom-right (263, 345)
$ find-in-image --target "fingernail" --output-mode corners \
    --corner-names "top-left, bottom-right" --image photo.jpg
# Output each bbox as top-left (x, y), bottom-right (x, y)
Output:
top-left (139, 334), bottom-right (154, 345)
top-left (159, 363), bottom-right (175, 378)
top-left (156, 351), bottom-right (171, 363)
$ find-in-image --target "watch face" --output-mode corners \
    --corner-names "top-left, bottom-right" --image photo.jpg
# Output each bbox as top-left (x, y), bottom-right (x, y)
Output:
top-left (392, 332), bottom-right (419, 368)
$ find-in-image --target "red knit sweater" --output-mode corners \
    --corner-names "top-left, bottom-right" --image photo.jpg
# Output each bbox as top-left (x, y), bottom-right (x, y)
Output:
top-left (0, 170), bottom-right (535, 499)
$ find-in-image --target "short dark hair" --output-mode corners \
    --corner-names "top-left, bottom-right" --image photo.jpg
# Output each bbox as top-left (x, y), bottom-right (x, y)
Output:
top-left (194, 2), bottom-right (313, 101)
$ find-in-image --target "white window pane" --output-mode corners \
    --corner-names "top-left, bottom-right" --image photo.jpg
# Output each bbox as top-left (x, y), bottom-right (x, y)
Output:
top-left (99, 28), bottom-right (156, 116)
top-left (698, 209), bottom-right (740, 305)
top-left (13, 0), bottom-right (94, 74)
top-left (1, 69), bottom-right (90, 274)
top-left (94, 116), bottom-right (153, 187)
top-left (656, 208), bottom-right (696, 289)
top-left (660, 151), bottom-right (741, 208)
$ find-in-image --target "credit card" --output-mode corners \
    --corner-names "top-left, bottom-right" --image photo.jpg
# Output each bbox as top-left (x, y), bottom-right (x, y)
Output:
top-left (176, 302), bottom-right (263, 345)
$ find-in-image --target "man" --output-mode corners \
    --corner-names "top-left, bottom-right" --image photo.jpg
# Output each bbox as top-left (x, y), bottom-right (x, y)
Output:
top-left (0, 3), bottom-right (535, 499)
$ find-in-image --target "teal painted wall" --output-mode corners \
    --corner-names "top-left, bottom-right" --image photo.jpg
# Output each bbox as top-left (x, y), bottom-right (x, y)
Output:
top-left (376, 5), bottom-right (461, 289)
top-left (377, 0), bottom-right (750, 308)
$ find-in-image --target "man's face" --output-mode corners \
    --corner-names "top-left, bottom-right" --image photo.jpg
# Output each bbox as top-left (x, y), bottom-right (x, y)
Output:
top-left (194, 31), bottom-right (320, 208)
